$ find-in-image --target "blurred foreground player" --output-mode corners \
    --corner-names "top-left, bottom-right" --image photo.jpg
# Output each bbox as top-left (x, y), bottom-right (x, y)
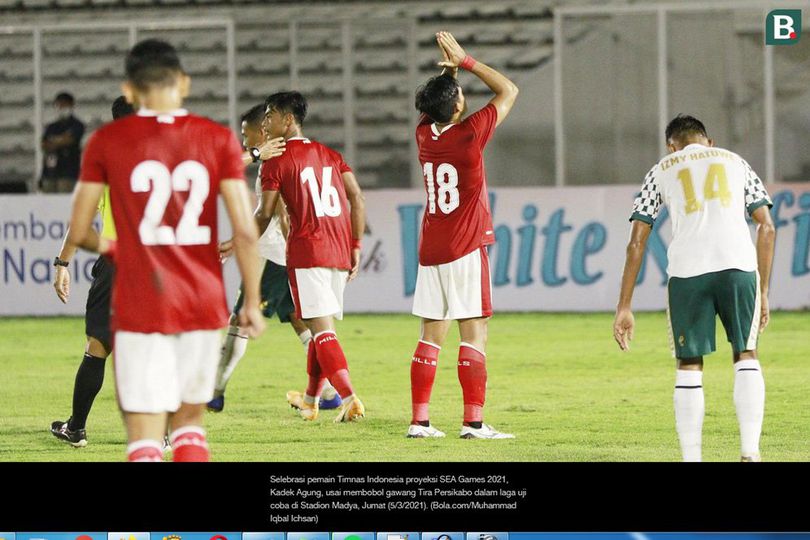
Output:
top-left (252, 91), bottom-right (366, 422)
top-left (66, 39), bottom-right (264, 462)
top-left (209, 105), bottom-right (340, 412)
top-left (50, 96), bottom-right (134, 447)
top-left (613, 114), bottom-right (775, 462)
top-left (408, 32), bottom-right (518, 439)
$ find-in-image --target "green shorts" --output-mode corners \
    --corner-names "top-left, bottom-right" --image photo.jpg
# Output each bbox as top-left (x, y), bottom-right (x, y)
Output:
top-left (667, 269), bottom-right (760, 359)
top-left (233, 260), bottom-right (295, 323)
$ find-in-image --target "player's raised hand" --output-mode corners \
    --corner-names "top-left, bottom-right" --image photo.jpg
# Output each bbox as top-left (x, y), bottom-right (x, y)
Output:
top-left (218, 239), bottom-right (234, 262)
top-left (348, 247), bottom-right (361, 282)
top-left (759, 296), bottom-right (770, 333)
top-left (53, 265), bottom-right (70, 303)
top-left (238, 304), bottom-right (266, 338)
top-left (258, 136), bottom-right (286, 160)
top-left (436, 31), bottom-right (467, 68)
top-left (613, 308), bottom-right (635, 351)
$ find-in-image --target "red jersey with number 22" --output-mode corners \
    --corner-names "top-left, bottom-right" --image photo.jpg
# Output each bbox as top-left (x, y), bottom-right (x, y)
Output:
top-left (260, 137), bottom-right (353, 270)
top-left (79, 109), bottom-right (245, 334)
top-left (416, 103), bottom-right (498, 266)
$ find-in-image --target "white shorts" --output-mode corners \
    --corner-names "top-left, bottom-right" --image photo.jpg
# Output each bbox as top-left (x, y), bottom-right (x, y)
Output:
top-left (412, 246), bottom-right (493, 320)
top-left (114, 329), bottom-right (221, 414)
top-left (288, 267), bottom-right (348, 320)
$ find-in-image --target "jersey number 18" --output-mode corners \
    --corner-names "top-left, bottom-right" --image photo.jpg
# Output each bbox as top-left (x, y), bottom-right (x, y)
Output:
top-left (423, 162), bottom-right (459, 215)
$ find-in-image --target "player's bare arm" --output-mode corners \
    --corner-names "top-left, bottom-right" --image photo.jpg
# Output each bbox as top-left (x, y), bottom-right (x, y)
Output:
top-left (66, 181), bottom-right (109, 255)
top-left (613, 220), bottom-right (653, 351)
top-left (751, 205), bottom-right (776, 332)
top-left (240, 136), bottom-right (286, 166)
top-left (342, 171), bottom-right (366, 281)
top-left (218, 189), bottom-right (279, 260)
top-left (436, 31), bottom-right (518, 126)
top-left (276, 198), bottom-right (290, 239)
top-left (53, 226), bottom-right (79, 303)
top-left (220, 179), bottom-right (265, 339)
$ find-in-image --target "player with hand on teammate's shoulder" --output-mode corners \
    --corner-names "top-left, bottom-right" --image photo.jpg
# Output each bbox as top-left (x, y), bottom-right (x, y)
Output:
top-left (66, 38), bottom-right (264, 462)
top-left (407, 31), bottom-right (518, 439)
top-left (614, 114), bottom-right (776, 462)
top-left (236, 90), bottom-right (366, 423)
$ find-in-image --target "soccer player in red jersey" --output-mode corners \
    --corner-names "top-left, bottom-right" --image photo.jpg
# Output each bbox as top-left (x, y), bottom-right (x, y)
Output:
top-left (251, 91), bottom-right (366, 422)
top-left (66, 39), bottom-right (264, 462)
top-left (408, 32), bottom-right (518, 439)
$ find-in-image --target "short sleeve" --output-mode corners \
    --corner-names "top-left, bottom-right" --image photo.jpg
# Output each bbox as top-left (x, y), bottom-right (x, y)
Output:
top-left (741, 158), bottom-right (772, 215)
top-left (630, 164), bottom-right (662, 225)
top-left (335, 151), bottom-right (352, 174)
top-left (260, 158), bottom-right (283, 192)
top-left (79, 130), bottom-right (106, 184)
top-left (219, 130), bottom-right (246, 182)
top-left (464, 103), bottom-right (498, 148)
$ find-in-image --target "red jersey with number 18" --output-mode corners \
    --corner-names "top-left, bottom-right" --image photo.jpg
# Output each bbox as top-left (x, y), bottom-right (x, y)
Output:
top-left (79, 109), bottom-right (245, 334)
top-left (260, 137), bottom-right (353, 270)
top-left (416, 103), bottom-right (498, 266)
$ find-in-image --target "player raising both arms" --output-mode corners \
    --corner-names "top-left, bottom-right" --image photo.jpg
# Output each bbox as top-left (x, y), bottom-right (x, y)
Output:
top-left (407, 32), bottom-right (518, 439)
top-left (66, 39), bottom-right (264, 462)
top-left (614, 114), bottom-right (776, 462)
top-left (209, 105), bottom-right (341, 412)
top-left (247, 91), bottom-right (366, 422)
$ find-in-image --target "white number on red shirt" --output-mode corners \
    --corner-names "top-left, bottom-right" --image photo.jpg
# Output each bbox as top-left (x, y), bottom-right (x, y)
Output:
top-left (130, 160), bottom-right (211, 246)
top-left (423, 161), bottom-right (459, 214)
top-left (301, 166), bottom-right (341, 217)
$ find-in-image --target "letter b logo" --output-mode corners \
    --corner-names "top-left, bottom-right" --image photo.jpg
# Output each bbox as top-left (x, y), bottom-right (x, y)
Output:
top-left (766, 9), bottom-right (802, 45)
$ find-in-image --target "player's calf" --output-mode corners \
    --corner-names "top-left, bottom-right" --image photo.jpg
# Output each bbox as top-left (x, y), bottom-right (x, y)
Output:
top-left (410, 339), bottom-right (441, 426)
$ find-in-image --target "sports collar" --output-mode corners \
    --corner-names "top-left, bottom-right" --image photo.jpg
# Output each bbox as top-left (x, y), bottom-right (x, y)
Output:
top-left (137, 108), bottom-right (189, 117)
top-left (287, 136), bottom-right (311, 143)
top-left (431, 123), bottom-right (456, 137)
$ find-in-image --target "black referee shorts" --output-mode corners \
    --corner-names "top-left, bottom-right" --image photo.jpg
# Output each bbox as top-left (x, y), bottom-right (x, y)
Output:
top-left (85, 256), bottom-right (114, 347)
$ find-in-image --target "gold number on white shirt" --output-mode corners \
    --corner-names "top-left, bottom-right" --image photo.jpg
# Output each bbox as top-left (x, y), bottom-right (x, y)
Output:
top-left (301, 166), bottom-right (341, 217)
top-left (423, 161), bottom-right (459, 214)
top-left (130, 160), bottom-right (211, 245)
top-left (676, 164), bottom-right (732, 214)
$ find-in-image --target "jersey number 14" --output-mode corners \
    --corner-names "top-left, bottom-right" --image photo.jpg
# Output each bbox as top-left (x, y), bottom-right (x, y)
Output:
top-left (677, 163), bottom-right (732, 214)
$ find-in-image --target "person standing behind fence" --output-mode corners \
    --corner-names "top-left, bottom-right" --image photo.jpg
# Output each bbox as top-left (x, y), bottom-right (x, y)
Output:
top-left (40, 92), bottom-right (85, 193)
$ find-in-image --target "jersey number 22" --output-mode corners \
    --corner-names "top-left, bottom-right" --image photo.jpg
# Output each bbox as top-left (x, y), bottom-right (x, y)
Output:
top-left (131, 160), bottom-right (211, 246)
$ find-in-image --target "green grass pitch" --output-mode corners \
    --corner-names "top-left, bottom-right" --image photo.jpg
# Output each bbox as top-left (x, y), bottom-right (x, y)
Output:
top-left (1, 312), bottom-right (808, 461)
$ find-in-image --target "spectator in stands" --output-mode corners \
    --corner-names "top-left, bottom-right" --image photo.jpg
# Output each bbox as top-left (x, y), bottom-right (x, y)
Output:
top-left (40, 92), bottom-right (85, 193)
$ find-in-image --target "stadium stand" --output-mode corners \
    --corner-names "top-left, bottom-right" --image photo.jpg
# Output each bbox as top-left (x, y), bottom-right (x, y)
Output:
top-left (0, 0), bottom-right (562, 190)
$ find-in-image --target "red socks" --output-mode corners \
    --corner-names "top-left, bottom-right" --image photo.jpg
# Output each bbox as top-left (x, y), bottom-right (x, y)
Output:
top-left (314, 331), bottom-right (354, 398)
top-left (458, 343), bottom-right (487, 423)
top-left (305, 340), bottom-right (327, 398)
top-left (411, 340), bottom-right (441, 423)
top-left (126, 440), bottom-right (162, 462)
top-left (170, 426), bottom-right (210, 462)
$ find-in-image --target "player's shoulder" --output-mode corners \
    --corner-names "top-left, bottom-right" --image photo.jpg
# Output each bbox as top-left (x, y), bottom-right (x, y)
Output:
top-left (185, 113), bottom-right (232, 136)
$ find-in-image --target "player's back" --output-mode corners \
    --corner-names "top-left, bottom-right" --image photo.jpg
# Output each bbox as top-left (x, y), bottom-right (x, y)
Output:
top-left (83, 109), bottom-right (244, 333)
top-left (260, 137), bottom-right (352, 270)
top-left (415, 104), bottom-right (498, 266)
top-left (651, 143), bottom-right (769, 278)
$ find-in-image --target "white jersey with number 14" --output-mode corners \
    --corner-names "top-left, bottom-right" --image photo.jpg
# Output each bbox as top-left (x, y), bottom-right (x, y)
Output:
top-left (631, 143), bottom-right (772, 279)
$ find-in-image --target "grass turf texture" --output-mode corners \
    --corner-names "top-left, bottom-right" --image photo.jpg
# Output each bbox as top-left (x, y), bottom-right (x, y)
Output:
top-left (1, 312), bottom-right (808, 462)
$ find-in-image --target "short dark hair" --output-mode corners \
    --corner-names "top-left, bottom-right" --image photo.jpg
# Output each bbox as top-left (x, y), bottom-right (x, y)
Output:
top-left (415, 74), bottom-right (460, 123)
top-left (264, 91), bottom-right (307, 125)
top-left (111, 96), bottom-right (135, 120)
top-left (665, 114), bottom-right (708, 143)
top-left (241, 104), bottom-right (265, 127)
top-left (54, 92), bottom-right (74, 105)
top-left (125, 39), bottom-right (184, 90)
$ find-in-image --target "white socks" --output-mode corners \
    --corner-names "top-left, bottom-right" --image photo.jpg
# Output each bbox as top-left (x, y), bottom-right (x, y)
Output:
top-left (734, 359), bottom-right (765, 459)
top-left (674, 370), bottom-right (704, 462)
top-left (214, 324), bottom-right (249, 394)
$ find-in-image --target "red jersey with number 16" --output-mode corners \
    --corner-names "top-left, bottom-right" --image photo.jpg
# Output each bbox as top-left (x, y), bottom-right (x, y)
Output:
top-left (260, 137), bottom-right (353, 270)
top-left (416, 103), bottom-right (498, 266)
top-left (79, 109), bottom-right (245, 334)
